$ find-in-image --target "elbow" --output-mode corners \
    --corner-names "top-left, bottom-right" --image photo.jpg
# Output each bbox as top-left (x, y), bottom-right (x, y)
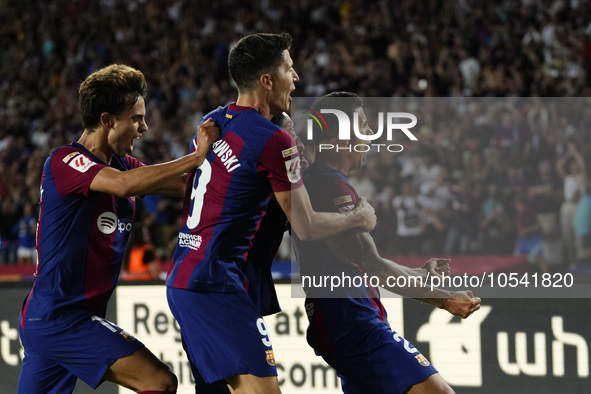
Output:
top-left (115, 184), bottom-right (134, 198)
top-left (116, 173), bottom-right (141, 198)
top-left (302, 225), bottom-right (330, 241)
top-left (292, 216), bottom-right (318, 241)
top-left (296, 228), bottom-right (315, 242)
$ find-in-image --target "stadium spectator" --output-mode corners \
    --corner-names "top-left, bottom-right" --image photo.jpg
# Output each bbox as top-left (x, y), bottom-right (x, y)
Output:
top-left (3, 0), bottom-right (591, 268)
top-left (574, 176), bottom-right (591, 269)
top-left (0, 198), bottom-right (19, 265)
top-left (529, 159), bottom-right (562, 239)
top-left (479, 184), bottom-right (514, 254)
top-left (121, 225), bottom-right (162, 281)
top-left (514, 194), bottom-right (548, 273)
top-left (444, 179), bottom-right (479, 255)
top-left (418, 170), bottom-right (451, 254)
top-left (13, 203), bottom-right (37, 266)
top-left (556, 142), bottom-right (586, 265)
top-left (393, 178), bottom-right (426, 256)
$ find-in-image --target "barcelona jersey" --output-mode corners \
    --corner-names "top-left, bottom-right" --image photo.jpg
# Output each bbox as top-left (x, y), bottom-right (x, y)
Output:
top-left (167, 103), bottom-right (303, 293)
top-left (20, 142), bottom-right (141, 328)
top-left (294, 164), bottom-right (387, 355)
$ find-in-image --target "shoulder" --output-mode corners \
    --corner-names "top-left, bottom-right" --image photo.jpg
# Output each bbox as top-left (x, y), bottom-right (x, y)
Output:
top-left (257, 124), bottom-right (296, 157)
top-left (49, 145), bottom-right (97, 170)
top-left (245, 113), bottom-right (285, 138)
top-left (304, 165), bottom-right (334, 183)
top-left (306, 166), bottom-right (355, 196)
top-left (50, 145), bottom-right (83, 162)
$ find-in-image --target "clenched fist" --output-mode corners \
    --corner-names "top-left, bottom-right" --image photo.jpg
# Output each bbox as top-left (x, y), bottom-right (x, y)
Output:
top-left (194, 118), bottom-right (221, 163)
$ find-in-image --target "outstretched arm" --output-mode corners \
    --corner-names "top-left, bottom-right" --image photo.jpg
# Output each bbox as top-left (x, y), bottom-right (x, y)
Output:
top-left (91, 118), bottom-right (219, 198)
top-left (274, 186), bottom-right (377, 241)
top-left (147, 175), bottom-right (187, 197)
top-left (322, 231), bottom-right (481, 318)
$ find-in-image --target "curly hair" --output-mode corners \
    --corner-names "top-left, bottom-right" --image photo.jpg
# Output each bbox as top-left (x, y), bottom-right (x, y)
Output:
top-left (78, 64), bottom-right (148, 131)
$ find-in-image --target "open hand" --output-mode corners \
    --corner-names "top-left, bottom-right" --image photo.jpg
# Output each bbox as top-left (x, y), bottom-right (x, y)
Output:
top-left (422, 258), bottom-right (451, 279)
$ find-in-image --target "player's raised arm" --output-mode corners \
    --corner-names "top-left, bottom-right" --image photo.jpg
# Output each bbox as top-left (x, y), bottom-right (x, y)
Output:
top-left (90, 118), bottom-right (220, 198)
top-left (274, 187), bottom-right (376, 241)
top-left (322, 232), bottom-right (482, 319)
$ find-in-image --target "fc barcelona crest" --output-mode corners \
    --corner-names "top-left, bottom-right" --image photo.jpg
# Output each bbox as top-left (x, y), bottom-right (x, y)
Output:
top-left (415, 353), bottom-right (430, 366)
top-left (266, 350), bottom-right (276, 366)
top-left (119, 330), bottom-right (136, 341)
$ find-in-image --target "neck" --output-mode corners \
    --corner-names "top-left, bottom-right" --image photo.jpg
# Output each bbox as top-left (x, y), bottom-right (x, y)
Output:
top-left (315, 153), bottom-right (351, 175)
top-left (77, 128), bottom-right (113, 164)
top-left (236, 91), bottom-right (273, 120)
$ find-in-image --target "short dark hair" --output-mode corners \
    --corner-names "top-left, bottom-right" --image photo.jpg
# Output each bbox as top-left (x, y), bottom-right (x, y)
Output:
top-left (270, 112), bottom-right (292, 131)
top-left (228, 33), bottom-right (293, 92)
top-left (310, 91), bottom-right (363, 145)
top-left (78, 64), bottom-right (148, 131)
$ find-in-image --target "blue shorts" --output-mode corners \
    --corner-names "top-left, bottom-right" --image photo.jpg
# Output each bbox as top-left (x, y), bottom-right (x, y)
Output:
top-left (321, 325), bottom-right (437, 394)
top-left (18, 313), bottom-right (144, 393)
top-left (516, 234), bottom-right (543, 257)
top-left (166, 287), bottom-right (277, 384)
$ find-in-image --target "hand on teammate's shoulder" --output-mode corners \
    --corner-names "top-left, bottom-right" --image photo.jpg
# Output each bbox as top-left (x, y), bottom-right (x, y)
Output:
top-left (195, 118), bottom-right (221, 158)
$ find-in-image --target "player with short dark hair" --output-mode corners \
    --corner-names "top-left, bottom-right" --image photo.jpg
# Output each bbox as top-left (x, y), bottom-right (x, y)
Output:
top-left (294, 92), bottom-right (482, 394)
top-left (17, 64), bottom-right (219, 394)
top-left (166, 33), bottom-right (377, 394)
top-left (228, 32), bottom-right (293, 94)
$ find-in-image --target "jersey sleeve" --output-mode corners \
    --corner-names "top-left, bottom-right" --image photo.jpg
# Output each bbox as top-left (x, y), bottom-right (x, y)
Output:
top-left (257, 128), bottom-right (304, 192)
top-left (50, 148), bottom-right (107, 198)
top-left (313, 178), bottom-right (358, 213)
top-left (310, 177), bottom-right (365, 235)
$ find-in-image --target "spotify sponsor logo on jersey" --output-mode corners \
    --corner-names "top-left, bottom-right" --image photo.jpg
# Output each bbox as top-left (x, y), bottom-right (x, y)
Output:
top-left (97, 212), bottom-right (132, 234)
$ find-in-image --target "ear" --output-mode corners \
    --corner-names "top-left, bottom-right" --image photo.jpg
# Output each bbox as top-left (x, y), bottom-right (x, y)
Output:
top-left (100, 113), bottom-right (114, 128)
top-left (260, 73), bottom-right (273, 91)
top-left (337, 138), bottom-right (350, 148)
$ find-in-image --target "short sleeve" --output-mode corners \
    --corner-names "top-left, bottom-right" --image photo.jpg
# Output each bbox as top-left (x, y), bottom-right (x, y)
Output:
top-left (312, 177), bottom-right (364, 234)
top-left (313, 178), bottom-right (358, 213)
top-left (257, 128), bottom-right (304, 192)
top-left (51, 148), bottom-right (106, 198)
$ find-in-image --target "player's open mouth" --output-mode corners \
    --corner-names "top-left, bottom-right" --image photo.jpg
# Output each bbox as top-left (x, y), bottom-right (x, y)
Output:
top-left (130, 134), bottom-right (141, 150)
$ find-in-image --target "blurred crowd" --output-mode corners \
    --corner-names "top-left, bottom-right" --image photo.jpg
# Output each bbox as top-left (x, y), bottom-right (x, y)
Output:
top-left (347, 98), bottom-right (591, 273)
top-left (2, 0), bottom-right (591, 271)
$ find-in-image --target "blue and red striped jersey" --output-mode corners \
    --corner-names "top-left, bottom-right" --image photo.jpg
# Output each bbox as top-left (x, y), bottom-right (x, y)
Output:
top-left (167, 103), bottom-right (303, 293)
top-left (20, 142), bottom-right (141, 328)
top-left (294, 164), bottom-right (386, 355)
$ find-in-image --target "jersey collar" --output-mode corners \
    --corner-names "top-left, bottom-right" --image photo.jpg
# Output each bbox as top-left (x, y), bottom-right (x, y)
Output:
top-left (71, 141), bottom-right (109, 166)
top-left (228, 102), bottom-right (257, 112)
